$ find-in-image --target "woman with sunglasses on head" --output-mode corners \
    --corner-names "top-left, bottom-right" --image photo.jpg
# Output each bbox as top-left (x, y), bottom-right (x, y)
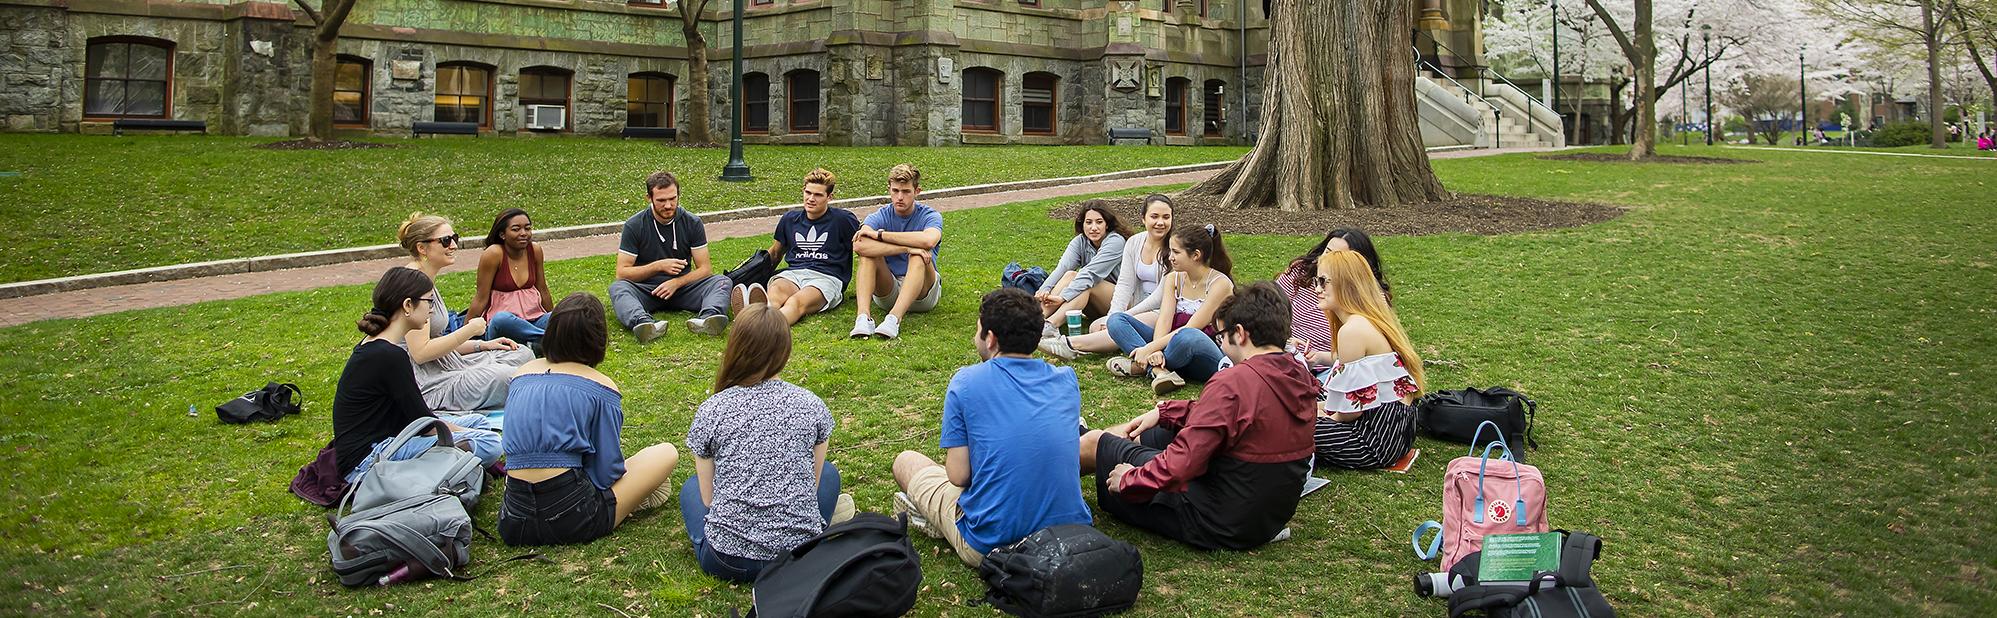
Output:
top-left (396, 212), bottom-right (536, 412)
top-left (466, 209), bottom-right (555, 344)
top-left (1101, 224), bottom-right (1234, 395)
top-left (1311, 250), bottom-right (1425, 470)
top-left (333, 267), bottom-right (503, 484)
top-left (1276, 228), bottom-right (1391, 369)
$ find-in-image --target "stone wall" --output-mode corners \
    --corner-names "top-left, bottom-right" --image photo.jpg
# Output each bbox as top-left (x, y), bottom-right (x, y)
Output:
top-left (335, 39), bottom-right (682, 135)
top-left (0, 5), bottom-right (66, 131)
top-left (222, 16), bottom-right (307, 136)
top-left (62, 13), bottom-right (236, 132)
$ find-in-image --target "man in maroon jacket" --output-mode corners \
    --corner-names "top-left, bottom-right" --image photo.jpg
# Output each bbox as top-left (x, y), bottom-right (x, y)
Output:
top-left (1080, 282), bottom-right (1319, 550)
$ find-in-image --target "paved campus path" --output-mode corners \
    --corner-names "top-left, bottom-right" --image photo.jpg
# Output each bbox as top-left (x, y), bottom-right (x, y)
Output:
top-left (0, 146), bottom-right (1562, 328)
top-left (1727, 145), bottom-right (1996, 161)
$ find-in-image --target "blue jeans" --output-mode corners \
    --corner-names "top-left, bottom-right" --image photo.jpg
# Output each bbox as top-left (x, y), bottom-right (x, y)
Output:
top-left (1105, 312), bottom-right (1226, 384)
top-left (343, 413), bottom-right (502, 483)
top-left (486, 311), bottom-right (551, 343)
top-left (679, 461), bottom-right (842, 582)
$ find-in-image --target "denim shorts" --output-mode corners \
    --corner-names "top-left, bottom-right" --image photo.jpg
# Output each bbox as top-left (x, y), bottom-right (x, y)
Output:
top-left (498, 469), bottom-right (616, 546)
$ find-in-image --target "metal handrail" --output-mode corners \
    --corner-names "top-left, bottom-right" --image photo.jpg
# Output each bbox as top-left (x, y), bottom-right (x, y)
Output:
top-left (1414, 30), bottom-right (1558, 119)
top-left (1414, 47), bottom-right (1481, 107)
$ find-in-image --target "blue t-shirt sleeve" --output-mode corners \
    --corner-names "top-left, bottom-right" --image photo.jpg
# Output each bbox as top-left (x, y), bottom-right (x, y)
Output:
top-left (771, 214), bottom-right (789, 247)
top-left (686, 214), bottom-right (709, 249)
top-left (921, 207), bottom-right (943, 231)
top-left (591, 399), bottom-right (628, 489)
top-left (618, 217), bottom-right (643, 256)
top-left (840, 210), bottom-right (862, 238)
top-left (939, 381), bottom-right (968, 449)
top-left (863, 207), bottom-right (887, 230)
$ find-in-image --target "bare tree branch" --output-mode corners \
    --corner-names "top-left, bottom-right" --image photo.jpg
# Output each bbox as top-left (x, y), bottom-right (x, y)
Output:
top-left (290, 0), bottom-right (321, 26)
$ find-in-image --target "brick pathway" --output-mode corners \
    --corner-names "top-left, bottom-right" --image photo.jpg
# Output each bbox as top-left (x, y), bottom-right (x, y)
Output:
top-left (0, 146), bottom-right (1563, 328)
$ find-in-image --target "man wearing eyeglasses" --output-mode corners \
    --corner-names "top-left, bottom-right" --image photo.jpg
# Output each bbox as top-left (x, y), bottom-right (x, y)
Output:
top-left (610, 170), bottom-right (733, 342)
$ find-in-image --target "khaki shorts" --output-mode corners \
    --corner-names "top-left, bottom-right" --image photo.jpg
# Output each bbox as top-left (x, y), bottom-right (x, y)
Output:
top-left (872, 270), bottom-right (942, 313)
top-left (903, 465), bottom-right (985, 567)
top-left (772, 268), bottom-right (845, 312)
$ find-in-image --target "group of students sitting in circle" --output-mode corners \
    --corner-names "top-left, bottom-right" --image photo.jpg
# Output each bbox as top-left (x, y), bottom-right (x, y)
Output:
top-left (328, 162), bottom-right (1425, 582)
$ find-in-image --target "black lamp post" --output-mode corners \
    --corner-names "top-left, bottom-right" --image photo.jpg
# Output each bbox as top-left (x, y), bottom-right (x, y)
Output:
top-left (1799, 49), bottom-right (1807, 140)
top-left (1702, 24), bottom-right (1713, 146)
top-left (1681, 78), bottom-right (1688, 146)
top-left (1550, 0), bottom-right (1562, 141)
top-left (718, 0), bottom-right (752, 182)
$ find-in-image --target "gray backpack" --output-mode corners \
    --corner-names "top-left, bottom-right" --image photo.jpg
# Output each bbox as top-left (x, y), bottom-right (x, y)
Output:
top-left (349, 417), bottom-right (486, 513)
top-left (327, 492), bottom-right (474, 586)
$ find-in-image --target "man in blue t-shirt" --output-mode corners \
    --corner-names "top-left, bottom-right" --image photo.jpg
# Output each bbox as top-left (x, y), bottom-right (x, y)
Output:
top-left (890, 288), bottom-right (1093, 568)
top-left (733, 168), bottom-right (862, 326)
top-left (609, 171), bottom-right (734, 343)
top-left (849, 163), bottom-right (943, 340)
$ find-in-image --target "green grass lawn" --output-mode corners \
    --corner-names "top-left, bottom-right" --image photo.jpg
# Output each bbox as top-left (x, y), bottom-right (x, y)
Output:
top-left (0, 136), bottom-right (1245, 284)
top-left (0, 145), bottom-right (1992, 616)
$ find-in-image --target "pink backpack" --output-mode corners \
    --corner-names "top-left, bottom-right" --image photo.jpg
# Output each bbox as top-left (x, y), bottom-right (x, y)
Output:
top-left (1413, 421), bottom-right (1548, 571)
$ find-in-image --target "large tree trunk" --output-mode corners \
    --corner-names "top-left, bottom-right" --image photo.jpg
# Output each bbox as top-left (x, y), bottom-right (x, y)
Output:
top-left (1185, 0), bottom-right (1446, 210)
top-left (301, 0), bottom-right (357, 142)
top-left (1608, 77), bottom-right (1626, 145)
top-left (1923, 0), bottom-right (1948, 148)
top-left (678, 6), bottom-right (714, 145)
top-left (1629, 0), bottom-right (1657, 158)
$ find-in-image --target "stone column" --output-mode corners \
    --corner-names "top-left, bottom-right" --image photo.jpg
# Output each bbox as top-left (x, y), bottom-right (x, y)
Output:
top-left (0, 5), bottom-right (69, 132)
top-left (1101, 1), bottom-right (1151, 144)
top-left (221, 2), bottom-right (305, 136)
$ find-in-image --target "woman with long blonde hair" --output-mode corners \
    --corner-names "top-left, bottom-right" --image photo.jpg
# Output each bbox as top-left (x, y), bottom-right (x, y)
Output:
top-left (1312, 250), bottom-right (1425, 470)
top-left (679, 304), bottom-right (851, 581)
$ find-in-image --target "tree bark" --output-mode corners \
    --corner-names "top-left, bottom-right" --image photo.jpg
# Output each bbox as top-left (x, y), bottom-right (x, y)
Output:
top-left (300, 0), bottom-right (358, 142)
top-left (1584, 0), bottom-right (1656, 159)
top-left (1608, 77), bottom-right (1626, 145)
top-left (677, 0), bottom-right (714, 144)
top-left (1184, 0), bottom-right (1447, 210)
top-left (1924, 0), bottom-right (1948, 148)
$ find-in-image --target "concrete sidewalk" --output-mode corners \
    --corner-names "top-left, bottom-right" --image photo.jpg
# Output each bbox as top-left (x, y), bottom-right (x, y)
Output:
top-left (0, 145), bottom-right (1565, 328)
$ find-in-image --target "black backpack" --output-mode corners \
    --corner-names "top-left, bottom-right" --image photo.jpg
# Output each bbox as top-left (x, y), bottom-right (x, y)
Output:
top-left (1416, 387), bottom-right (1538, 459)
top-left (1445, 530), bottom-right (1615, 618)
top-left (216, 382), bottom-right (301, 423)
top-left (978, 524), bottom-right (1142, 618)
top-left (748, 512), bottom-right (921, 618)
top-left (725, 249), bottom-right (779, 288)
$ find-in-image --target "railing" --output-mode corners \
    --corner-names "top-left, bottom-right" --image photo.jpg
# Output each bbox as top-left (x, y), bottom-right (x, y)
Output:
top-left (1415, 47), bottom-right (1480, 107)
top-left (1414, 30), bottom-right (1558, 119)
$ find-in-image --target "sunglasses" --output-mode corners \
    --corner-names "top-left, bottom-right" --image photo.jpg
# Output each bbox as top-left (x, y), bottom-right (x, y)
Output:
top-left (422, 234), bottom-right (461, 247)
top-left (1310, 276), bottom-right (1329, 292)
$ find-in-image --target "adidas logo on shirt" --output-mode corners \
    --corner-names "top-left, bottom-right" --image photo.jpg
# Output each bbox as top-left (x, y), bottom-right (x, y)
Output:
top-left (794, 226), bottom-right (830, 252)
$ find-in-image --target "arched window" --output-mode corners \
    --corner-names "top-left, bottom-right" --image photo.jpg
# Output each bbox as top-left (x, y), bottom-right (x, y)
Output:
top-left (786, 69), bottom-right (820, 133)
top-left (1164, 77), bottom-right (1190, 136)
top-left (627, 72), bottom-right (675, 128)
top-left (519, 66), bottom-right (572, 131)
top-left (1022, 72), bottom-right (1058, 135)
top-left (962, 68), bottom-right (1003, 133)
top-left (743, 72), bottom-right (770, 133)
top-left (435, 62), bottom-right (493, 127)
top-left (1202, 79), bottom-right (1226, 136)
top-left (84, 37), bottom-right (173, 118)
top-left (334, 55), bottom-right (371, 126)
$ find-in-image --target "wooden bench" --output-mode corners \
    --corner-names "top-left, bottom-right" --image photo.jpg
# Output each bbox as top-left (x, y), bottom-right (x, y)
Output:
top-left (112, 119), bottom-right (206, 136)
top-left (620, 126), bottom-right (678, 140)
top-left (412, 121), bottom-right (479, 137)
top-left (1108, 127), bottom-right (1152, 145)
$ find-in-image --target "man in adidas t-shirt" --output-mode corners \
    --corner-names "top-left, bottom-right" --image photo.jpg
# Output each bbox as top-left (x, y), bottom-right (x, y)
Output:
top-left (734, 167), bottom-right (863, 325)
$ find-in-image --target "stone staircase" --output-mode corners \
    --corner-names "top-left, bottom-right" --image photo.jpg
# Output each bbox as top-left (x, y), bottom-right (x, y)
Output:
top-left (1417, 70), bottom-right (1563, 150)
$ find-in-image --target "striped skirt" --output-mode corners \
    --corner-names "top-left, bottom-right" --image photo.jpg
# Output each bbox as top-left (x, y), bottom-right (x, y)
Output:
top-left (1314, 400), bottom-right (1417, 470)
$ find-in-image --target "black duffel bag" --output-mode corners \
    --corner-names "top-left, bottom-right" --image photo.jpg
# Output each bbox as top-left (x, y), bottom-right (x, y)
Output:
top-left (725, 249), bottom-right (779, 287)
top-left (978, 524), bottom-right (1142, 617)
top-left (748, 512), bottom-right (921, 618)
top-left (1415, 387), bottom-right (1537, 457)
top-left (217, 382), bottom-right (301, 424)
top-left (1445, 530), bottom-right (1616, 618)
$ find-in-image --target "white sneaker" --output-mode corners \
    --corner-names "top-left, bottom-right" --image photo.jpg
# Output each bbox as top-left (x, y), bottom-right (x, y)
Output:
top-left (850, 315), bottom-right (876, 338)
top-left (831, 493), bottom-right (856, 525)
top-left (637, 481), bottom-right (675, 511)
top-left (634, 320), bottom-right (668, 344)
top-left (747, 282), bottom-right (768, 306)
top-left (1038, 335), bottom-right (1079, 361)
top-left (1041, 322), bottom-right (1059, 339)
top-left (872, 315), bottom-right (902, 340)
top-left (1269, 527), bottom-right (1292, 543)
top-left (729, 284), bottom-right (750, 317)
top-left (686, 313), bottom-right (729, 336)
top-left (892, 491), bottom-right (937, 538)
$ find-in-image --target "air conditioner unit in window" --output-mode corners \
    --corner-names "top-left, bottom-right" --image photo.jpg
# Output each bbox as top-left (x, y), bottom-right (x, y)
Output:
top-left (525, 105), bottom-right (566, 131)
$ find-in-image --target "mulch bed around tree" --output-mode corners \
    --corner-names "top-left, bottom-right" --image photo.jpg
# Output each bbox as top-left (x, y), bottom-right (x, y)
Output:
top-left (1050, 192), bottom-right (1627, 237)
top-left (253, 139), bottom-right (397, 151)
top-left (1538, 153), bottom-right (1752, 165)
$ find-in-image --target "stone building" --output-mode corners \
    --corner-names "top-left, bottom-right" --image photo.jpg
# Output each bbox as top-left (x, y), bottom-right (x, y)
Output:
top-left (0, 1), bottom-right (1491, 146)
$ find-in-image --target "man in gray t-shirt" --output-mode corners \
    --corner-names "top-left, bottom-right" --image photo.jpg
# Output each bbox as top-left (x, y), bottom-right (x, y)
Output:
top-left (608, 171), bottom-right (733, 342)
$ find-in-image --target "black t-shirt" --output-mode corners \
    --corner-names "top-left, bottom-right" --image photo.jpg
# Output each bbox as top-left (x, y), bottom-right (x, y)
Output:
top-left (332, 339), bottom-right (434, 477)
top-left (772, 208), bottom-right (862, 284)
top-left (618, 208), bottom-right (709, 286)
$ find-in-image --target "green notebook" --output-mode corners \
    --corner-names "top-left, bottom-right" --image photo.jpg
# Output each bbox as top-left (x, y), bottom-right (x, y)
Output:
top-left (1477, 532), bottom-right (1563, 582)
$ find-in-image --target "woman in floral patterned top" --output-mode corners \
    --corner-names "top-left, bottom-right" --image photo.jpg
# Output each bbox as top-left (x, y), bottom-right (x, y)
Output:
top-left (1311, 250), bottom-right (1427, 469)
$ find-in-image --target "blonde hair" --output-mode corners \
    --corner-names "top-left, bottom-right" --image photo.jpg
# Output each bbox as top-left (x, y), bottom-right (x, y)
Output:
top-left (713, 304), bottom-right (793, 393)
top-left (1318, 250), bottom-right (1424, 393)
top-left (888, 163), bottom-right (920, 187)
top-left (396, 212), bottom-right (450, 257)
top-left (804, 167), bottom-right (837, 194)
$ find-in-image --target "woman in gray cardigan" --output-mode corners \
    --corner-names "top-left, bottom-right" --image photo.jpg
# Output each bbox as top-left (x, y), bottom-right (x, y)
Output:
top-left (1041, 195), bottom-right (1174, 360)
top-left (1036, 203), bottom-right (1130, 333)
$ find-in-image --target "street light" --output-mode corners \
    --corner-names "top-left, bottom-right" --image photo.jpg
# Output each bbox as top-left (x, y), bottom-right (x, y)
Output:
top-left (1799, 49), bottom-right (1807, 142)
top-left (1550, 0), bottom-right (1562, 142)
top-left (1681, 79), bottom-right (1688, 146)
top-left (718, 0), bottom-right (753, 182)
top-left (1702, 24), bottom-right (1712, 146)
